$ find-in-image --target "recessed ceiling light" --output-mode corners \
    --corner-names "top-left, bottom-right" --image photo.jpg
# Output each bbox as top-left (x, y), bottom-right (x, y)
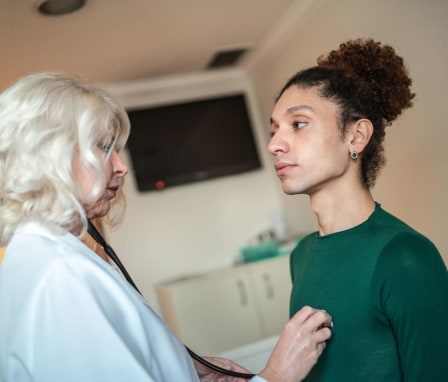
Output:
top-left (35, 0), bottom-right (86, 16)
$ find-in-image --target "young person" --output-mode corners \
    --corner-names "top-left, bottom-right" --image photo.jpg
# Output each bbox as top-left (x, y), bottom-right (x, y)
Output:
top-left (268, 38), bottom-right (448, 381)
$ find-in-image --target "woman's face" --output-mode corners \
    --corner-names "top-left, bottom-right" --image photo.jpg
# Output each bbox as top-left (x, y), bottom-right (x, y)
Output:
top-left (267, 85), bottom-right (351, 197)
top-left (74, 144), bottom-right (128, 219)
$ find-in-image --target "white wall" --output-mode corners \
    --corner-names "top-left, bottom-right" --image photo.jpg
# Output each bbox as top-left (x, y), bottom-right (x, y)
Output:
top-left (105, 70), bottom-right (285, 310)
top-left (108, 0), bottom-right (448, 311)
top-left (247, 0), bottom-right (448, 264)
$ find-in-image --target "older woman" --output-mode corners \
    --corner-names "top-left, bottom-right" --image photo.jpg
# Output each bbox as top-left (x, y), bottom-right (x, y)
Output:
top-left (0, 72), bottom-right (332, 382)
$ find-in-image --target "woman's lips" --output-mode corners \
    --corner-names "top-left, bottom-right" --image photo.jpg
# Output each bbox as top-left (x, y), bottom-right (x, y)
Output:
top-left (107, 186), bottom-right (118, 197)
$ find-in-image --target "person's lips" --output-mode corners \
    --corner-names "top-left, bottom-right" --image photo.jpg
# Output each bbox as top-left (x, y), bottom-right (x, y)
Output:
top-left (107, 185), bottom-right (119, 197)
top-left (274, 162), bottom-right (295, 176)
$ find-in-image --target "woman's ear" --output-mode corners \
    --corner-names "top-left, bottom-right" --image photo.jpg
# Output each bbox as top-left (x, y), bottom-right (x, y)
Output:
top-left (348, 119), bottom-right (373, 155)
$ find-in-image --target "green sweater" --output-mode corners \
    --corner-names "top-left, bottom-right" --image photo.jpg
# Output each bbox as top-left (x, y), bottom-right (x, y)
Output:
top-left (290, 203), bottom-right (448, 381)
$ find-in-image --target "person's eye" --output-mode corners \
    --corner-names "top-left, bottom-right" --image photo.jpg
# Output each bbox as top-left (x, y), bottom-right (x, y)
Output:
top-left (293, 121), bottom-right (307, 129)
top-left (98, 143), bottom-right (112, 154)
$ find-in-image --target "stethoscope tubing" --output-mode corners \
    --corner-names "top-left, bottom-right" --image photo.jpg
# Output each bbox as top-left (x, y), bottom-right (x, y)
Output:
top-left (87, 220), bottom-right (255, 379)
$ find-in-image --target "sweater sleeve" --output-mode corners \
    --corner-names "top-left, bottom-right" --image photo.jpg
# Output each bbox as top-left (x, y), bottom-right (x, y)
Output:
top-left (371, 232), bottom-right (448, 382)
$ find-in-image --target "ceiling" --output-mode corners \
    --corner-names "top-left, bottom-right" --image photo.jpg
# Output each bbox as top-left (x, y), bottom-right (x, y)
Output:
top-left (0, 0), bottom-right (310, 89)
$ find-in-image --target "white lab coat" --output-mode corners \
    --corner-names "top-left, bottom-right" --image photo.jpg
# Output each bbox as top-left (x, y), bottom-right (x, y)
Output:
top-left (0, 222), bottom-right (201, 382)
top-left (0, 222), bottom-right (267, 382)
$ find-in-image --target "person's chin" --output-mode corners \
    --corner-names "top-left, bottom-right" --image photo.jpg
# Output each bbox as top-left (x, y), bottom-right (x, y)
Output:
top-left (282, 183), bottom-right (304, 195)
top-left (86, 202), bottom-right (111, 219)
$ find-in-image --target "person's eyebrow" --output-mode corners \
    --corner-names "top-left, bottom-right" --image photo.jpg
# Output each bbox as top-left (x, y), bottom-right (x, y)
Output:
top-left (270, 104), bottom-right (314, 125)
top-left (284, 104), bottom-right (314, 117)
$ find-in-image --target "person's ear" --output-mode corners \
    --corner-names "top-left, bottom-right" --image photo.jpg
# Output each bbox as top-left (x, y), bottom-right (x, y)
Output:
top-left (348, 119), bottom-right (373, 156)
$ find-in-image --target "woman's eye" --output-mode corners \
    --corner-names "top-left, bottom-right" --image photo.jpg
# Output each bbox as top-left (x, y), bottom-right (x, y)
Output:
top-left (98, 143), bottom-right (112, 153)
top-left (293, 121), bottom-right (307, 129)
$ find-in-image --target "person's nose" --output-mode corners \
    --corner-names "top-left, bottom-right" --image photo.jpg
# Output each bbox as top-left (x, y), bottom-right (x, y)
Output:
top-left (112, 151), bottom-right (128, 177)
top-left (267, 130), bottom-right (289, 156)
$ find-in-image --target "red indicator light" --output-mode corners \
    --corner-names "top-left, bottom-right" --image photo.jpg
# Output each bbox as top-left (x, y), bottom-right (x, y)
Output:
top-left (155, 180), bottom-right (165, 190)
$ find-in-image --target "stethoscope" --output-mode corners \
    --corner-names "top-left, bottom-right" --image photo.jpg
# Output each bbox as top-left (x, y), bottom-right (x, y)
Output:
top-left (87, 220), bottom-right (255, 379)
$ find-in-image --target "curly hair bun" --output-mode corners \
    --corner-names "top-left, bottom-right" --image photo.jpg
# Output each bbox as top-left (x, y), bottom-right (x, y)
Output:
top-left (317, 38), bottom-right (415, 124)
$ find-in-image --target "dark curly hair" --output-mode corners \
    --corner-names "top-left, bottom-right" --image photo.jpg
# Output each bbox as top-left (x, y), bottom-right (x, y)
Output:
top-left (276, 38), bottom-right (415, 189)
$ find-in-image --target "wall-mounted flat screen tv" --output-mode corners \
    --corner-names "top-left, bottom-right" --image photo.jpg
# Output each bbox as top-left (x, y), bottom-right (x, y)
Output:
top-left (126, 93), bottom-right (262, 191)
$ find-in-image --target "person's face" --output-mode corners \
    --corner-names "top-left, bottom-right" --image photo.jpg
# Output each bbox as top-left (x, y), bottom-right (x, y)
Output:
top-left (267, 85), bottom-right (351, 197)
top-left (74, 144), bottom-right (128, 219)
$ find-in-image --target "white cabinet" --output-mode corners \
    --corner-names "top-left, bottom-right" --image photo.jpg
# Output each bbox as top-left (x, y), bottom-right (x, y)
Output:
top-left (155, 255), bottom-right (291, 355)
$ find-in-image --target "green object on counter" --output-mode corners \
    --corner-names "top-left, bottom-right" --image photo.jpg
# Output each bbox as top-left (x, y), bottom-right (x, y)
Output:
top-left (240, 241), bottom-right (282, 263)
top-left (239, 235), bottom-right (306, 264)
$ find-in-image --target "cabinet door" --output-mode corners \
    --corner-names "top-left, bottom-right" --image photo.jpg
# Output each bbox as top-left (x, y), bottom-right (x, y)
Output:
top-left (156, 267), bottom-right (264, 355)
top-left (248, 255), bottom-right (291, 337)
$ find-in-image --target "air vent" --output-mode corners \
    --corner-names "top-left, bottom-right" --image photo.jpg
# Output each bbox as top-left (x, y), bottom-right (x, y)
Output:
top-left (206, 48), bottom-right (249, 69)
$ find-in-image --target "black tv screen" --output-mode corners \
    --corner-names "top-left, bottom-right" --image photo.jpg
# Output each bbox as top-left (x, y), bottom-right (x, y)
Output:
top-left (126, 93), bottom-right (262, 191)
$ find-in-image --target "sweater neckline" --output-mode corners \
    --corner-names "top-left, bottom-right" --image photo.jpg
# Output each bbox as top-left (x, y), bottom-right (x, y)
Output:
top-left (313, 202), bottom-right (381, 242)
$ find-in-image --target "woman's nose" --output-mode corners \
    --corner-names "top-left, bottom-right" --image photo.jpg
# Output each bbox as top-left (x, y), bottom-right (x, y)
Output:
top-left (112, 151), bottom-right (128, 176)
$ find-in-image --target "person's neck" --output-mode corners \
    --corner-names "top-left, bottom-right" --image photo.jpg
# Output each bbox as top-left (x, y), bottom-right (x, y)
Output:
top-left (309, 185), bottom-right (375, 237)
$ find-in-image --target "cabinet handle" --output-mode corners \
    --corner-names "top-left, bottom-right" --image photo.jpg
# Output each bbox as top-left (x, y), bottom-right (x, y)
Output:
top-left (236, 279), bottom-right (248, 306)
top-left (262, 273), bottom-right (274, 299)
